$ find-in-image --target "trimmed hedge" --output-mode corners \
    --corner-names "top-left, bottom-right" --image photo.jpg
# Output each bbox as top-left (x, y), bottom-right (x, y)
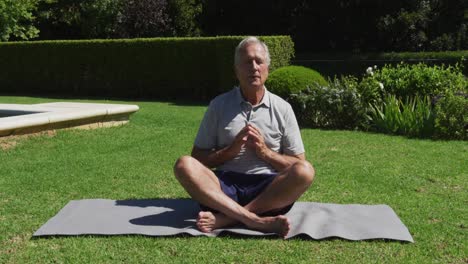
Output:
top-left (0, 36), bottom-right (294, 100)
top-left (293, 51), bottom-right (468, 77)
top-left (266, 66), bottom-right (327, 98)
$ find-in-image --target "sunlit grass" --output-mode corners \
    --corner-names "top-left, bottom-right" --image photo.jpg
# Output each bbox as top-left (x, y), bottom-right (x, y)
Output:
top-left (0, 96), bottom-right (466, 263)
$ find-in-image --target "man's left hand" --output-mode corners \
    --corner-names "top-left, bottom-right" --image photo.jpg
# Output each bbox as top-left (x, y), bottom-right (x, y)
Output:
top-left (245, 124), bottom-right (271, 160)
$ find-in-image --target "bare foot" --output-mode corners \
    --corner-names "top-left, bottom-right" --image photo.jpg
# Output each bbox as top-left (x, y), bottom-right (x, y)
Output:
top-left (246, 215), bottom-right (291, 238)
top-left (196, 211), bottom-right (237, 233)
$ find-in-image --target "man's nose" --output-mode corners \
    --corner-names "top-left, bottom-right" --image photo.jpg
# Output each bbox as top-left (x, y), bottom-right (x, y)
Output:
top-left (250, 60), bottom-right (259, 71)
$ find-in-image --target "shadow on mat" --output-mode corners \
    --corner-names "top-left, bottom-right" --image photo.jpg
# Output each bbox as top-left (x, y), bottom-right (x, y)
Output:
top-left (115, 198), bottom-right (199, 229)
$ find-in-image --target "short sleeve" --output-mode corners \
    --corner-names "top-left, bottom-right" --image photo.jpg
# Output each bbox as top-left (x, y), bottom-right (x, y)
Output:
top-left (194, 101), bottom-right (218, 150)
top-left (281, 104), bottom-right (305, 156)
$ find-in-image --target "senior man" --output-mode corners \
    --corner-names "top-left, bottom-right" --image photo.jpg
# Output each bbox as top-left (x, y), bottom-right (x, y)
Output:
top-left (174, 36), bottom-right (315, 238)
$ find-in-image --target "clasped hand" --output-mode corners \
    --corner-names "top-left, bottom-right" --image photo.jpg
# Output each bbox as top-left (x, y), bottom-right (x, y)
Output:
top-left (229, 124), bottom-right (270, 160)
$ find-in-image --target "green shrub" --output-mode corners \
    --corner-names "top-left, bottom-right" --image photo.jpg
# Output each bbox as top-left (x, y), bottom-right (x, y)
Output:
top-left (360, 62), bottom-right (467, 100)
top-left (266, 66), bottom-right (327, 98)
top-left (288, 76), bottom-right (365, 129)
top-left (0, 36), bottom-right (294, 100)
top-left (366, 95), bottom-right (435, 138)
top-left (433, 94), bottom-right (467, 140)
top-left (357, 66), bottom-right (385, 106)
top-left (358, 62), bottom-right (467, 139)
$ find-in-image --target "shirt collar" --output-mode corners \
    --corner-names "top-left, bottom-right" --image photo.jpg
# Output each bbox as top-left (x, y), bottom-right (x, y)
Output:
top-left (236, 86), bottom-right (271, 108)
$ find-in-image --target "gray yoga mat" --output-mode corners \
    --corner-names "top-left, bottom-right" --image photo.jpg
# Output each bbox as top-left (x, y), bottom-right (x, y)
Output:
top-left (33, 199), bottom-right (414, 242)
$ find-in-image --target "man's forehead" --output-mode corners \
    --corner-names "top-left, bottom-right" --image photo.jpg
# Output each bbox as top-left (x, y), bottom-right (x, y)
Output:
top-left (240, 43), bottom-right (266, 57)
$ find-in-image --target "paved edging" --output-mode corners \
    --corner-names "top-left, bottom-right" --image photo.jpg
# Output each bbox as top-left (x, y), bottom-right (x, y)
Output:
top-left (0, 102), bottom-right (139, 136)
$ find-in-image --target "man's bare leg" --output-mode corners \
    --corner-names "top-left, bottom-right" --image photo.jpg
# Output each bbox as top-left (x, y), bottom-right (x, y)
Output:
top-left (196, 160), bottom-right (315, 231)
top-left (245, 160), bottom-right (315, 213)
top-left (174, 156), bottom-right (291, 237)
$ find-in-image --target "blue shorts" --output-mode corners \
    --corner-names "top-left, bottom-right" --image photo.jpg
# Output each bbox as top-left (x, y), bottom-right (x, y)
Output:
top-left (199, 170), bottom-right (293, 216)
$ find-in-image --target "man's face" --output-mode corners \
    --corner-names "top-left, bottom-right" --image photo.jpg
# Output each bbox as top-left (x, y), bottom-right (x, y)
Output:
top-left (235, 43), bottom-right (269, 90)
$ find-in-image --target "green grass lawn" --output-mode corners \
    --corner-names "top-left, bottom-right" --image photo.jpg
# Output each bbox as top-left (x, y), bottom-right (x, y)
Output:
top-left (0, 96), bottom-right (466, 263)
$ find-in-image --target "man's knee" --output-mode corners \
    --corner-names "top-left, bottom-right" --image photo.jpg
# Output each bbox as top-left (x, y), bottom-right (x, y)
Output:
top-left (173, 155), bottom-right (196, 180)
top-left (290, 160), bottom-right (315, 186)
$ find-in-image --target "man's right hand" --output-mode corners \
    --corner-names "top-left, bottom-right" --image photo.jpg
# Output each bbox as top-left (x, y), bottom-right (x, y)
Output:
top-left (226, 125), bottom-right (250, 155)
top-left (192, 125), bottom-right (251, 168)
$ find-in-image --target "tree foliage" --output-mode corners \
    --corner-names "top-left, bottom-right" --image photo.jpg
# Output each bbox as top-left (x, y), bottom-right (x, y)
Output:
top-left (168, 0), bottom-right (202, 36)
top-left (36, 0), bottom-right (122, 39)
top-left (34, 0), bottom-right (202, 40)
top-left (377, 0), bottom-right (467, 51)
top-left (0, 0), bottom-right (39, 41)
top-left (115, 0), bottom-right (172, 38)
top-left (1, 0), bottom-right (466, 52)
top-left (201, 0), bottom-right (467, 52)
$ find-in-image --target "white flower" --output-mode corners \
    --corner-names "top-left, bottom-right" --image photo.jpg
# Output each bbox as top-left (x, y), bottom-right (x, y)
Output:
top-left (378, 82), bottom-right (384, 90)
top-left (366, 67), bottom-right (374, 76)
top-left (373, 65), bottom-right (377, 70)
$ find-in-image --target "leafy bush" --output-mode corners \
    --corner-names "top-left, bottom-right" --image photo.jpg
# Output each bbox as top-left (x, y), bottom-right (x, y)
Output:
top-left (358, 63), bottom-right (468, 140)
top-left (357, 66), bottom-right (385, 106)
top-left (360, 62), bottom-right (467, 100)
top-left (288, 76), bottom-right (365, 129)
top-left (433, 93), bottom-right (467, 140)
top-left (366, 95), bottom-right (435, 138)
top-left (266, 66), bottom-right (327, 98)
top-left (286, 62), bottom-right (466, 140)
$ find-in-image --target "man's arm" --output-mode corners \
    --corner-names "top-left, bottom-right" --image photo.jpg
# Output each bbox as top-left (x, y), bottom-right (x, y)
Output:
top-left (191, 125), bottom-right (251, 168)
top-left (246, 124), bottom-right (304, 172)
top-left (191, 146), bottom-right (235, 169)
top-left (260, 150), bottom-right (305, 172)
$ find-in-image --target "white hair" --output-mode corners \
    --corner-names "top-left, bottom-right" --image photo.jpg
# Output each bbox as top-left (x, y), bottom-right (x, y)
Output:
top-left (234, 36), bottom-right (271, 67)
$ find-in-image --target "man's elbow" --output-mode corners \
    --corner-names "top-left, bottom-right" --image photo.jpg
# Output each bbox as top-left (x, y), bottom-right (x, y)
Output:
top-left (190, 146), bottom-right (204, 158)
top-left (190, 146), bottom-right (213, 167)
top-left (295, 153), bottom-right (306, 161)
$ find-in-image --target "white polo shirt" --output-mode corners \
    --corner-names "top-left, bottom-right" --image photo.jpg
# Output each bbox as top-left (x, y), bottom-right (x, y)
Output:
top-left (194, 86), bottom-right (305, 174)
